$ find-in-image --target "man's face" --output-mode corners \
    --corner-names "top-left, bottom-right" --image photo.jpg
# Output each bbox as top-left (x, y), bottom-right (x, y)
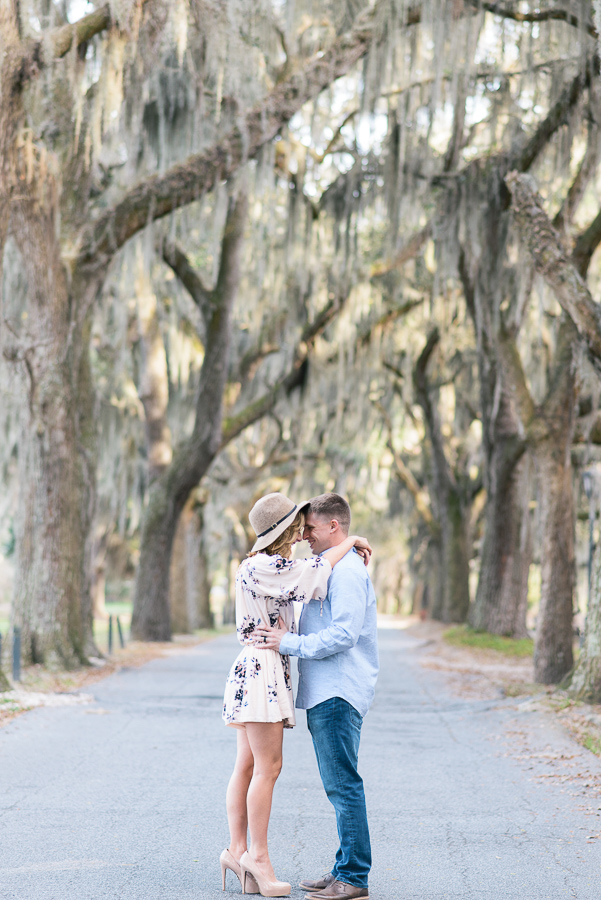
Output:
top-left (303, 512), bottom-right (335, 555)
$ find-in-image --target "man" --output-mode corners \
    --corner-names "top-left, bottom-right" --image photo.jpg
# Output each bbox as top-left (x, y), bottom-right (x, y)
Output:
top-left (255, 493), bottom-right (379, 900)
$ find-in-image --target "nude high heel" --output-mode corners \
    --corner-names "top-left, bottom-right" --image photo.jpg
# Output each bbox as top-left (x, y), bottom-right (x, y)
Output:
top-left (239, 851), bottom-right (291, 897)
top-left (220, 849), bottom-right (259, 893)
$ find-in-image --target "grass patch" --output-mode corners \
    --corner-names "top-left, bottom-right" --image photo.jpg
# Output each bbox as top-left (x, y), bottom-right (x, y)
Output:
top-left (443, 625), bottom-right (534, 657)
top-left (582, 732), bottom-right (601, 757)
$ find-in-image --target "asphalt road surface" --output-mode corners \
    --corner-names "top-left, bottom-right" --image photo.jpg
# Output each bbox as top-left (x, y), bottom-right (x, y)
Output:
top-left (1, 624), bottom-right (601, 899)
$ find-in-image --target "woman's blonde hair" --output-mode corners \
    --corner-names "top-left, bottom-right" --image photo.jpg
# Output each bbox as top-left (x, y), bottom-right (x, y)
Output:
top-left (248, 510), bottom-right (305, 559)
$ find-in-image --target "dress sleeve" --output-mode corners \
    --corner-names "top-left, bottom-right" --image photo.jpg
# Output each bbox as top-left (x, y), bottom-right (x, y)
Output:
top-left (250, 554), bottom-right (331, 604)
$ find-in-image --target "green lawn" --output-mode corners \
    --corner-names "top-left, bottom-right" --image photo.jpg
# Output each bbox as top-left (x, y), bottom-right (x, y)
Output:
top-left (443, 625), bottom-right (534, 657)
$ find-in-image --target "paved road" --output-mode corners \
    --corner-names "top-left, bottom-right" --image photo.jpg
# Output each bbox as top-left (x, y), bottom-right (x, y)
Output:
top-left (1, 625), bottom-right (601, 899)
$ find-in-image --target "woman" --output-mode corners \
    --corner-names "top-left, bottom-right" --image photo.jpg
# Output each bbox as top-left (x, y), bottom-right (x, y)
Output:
top-left (221, 492), bottom-right (371, 898)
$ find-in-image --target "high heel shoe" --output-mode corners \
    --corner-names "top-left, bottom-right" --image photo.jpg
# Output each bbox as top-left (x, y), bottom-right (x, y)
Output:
top-left (239, 851), bottom-right (291, 897)
top-left (220, 849), bottom-right (259, 893)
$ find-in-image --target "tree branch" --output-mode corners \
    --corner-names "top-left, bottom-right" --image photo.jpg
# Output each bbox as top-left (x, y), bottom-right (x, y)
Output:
top-left (506, 171), bottom-right (601, 371)
top-left (221, 293), bottom-right (347, 447)
top-left (513, 60), bottom-right (595, 174)
top-left (359, 298), bottom-right (425, 346)
top-left (413, 327), bottom-right (454, 493)
top-left (159, 239), bottom-right (213, 329)
top-left (47, 4), bottom-right (112, 58)
top-left (214, 192), bottom-right (249, 302)
top-left (15, 4), bottom-right (113, 85)
top-left (370, 222), bottom-right (432, 278)
top-left (469, 0), bottom-right (598, 40)
top-left (497, 327), bottom-right (536, 431)
top-left (573, 207), bottom-right (601, 278)
top-left (187, 191), bottom-right (248, 454)
top-left (76, 0), bottom-right (388, 270)
top-left (553, 121), bottom-right (600, 233)
top-left (376, 401), bottom-right (439, 535)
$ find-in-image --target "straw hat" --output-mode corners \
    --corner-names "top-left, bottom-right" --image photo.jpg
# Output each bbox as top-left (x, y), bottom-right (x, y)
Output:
top-left (249, 493), bottom-right (310, 552)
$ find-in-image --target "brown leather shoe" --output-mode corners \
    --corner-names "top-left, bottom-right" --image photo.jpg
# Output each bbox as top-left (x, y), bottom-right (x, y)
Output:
top-left (299, 873), bottom-right (336, 891)
top-left (305, 880), bottom-right (369, 900)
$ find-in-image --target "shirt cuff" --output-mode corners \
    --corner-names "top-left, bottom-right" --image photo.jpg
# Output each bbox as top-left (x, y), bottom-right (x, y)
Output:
top-left (279, 632), bottom-right (301, 656)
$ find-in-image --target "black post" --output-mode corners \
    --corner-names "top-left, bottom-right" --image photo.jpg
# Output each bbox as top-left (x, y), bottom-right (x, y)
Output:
top-left (12, 627), bottom-right (21, 682)
top-left (108, 615), bottom-right (113, 655)
top-left (116, 616), bottom-right (125, 649)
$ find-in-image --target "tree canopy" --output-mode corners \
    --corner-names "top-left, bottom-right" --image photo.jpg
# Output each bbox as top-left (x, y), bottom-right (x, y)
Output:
top-left (2, 0), bottom-right (601, 696)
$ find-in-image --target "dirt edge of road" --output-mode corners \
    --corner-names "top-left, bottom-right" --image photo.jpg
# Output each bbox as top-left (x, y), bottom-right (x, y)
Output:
top-left (400, 617), bottom-right (601, 762)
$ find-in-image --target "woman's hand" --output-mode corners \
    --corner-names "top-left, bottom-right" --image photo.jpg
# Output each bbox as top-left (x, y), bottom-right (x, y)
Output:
top-left (254, 616), bottom-right (288, 651)
top-left (352, 536), bottom-right (372, 566)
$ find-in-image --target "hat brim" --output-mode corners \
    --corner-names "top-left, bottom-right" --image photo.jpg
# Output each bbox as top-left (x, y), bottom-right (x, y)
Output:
top-left (251, 499), bottom-right (311, 553)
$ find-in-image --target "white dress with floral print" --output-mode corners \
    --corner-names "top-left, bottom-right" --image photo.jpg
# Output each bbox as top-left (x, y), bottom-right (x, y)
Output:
top-left (222, 553), bottom-right (331, 729)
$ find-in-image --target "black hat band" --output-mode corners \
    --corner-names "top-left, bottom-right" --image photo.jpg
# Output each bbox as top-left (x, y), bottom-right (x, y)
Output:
top-left (257, 504), bottom-right (298, 538)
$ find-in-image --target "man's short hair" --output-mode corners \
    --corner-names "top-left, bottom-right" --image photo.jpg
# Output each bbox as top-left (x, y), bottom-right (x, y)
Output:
top-left (309, 493), bottom-right (351, 533)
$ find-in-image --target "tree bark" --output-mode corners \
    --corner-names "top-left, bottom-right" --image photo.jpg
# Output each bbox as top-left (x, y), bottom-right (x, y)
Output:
top-left (170, 500), bottom-right (193, 635)
top-left (413, 329), bottom-right (471, 624)
top-left (456, 166), bottom-right (532, 639)
top-left (471, 447), bottom-right (531, 637)
top-left (496, 308), bottom-right (577, 681)
top-left (504, 174), bottom-right (601, 683)
top-left (169, 498), bottom-right (213, 633)
top-left (10, 203), bottom-right (92, 667)
top-left (506, 172), bottom-right (601, 370)
top-left (135, 251), bottom-right (173, 480)
top-left (570, 532), bottom-right (601, 700)
top-left (189, 502), bottom-right (214, 630)
top-left (131, 192), bottom-right (247, 640)
top-left (532, 324), bottom-right (577, 683)
top-left (0, 3), bottom-right (22, 328)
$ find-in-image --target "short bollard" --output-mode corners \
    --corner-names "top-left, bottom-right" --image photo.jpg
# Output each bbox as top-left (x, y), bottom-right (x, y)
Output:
top-left (13, 626), bottom-right (21, 682)
top-left (108, 615), bottom-right (113, 655)
top-left (116, 616), bottom-right (125, 649)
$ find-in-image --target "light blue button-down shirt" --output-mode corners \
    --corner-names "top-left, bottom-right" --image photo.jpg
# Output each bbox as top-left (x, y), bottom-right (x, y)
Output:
top-left (279, 548), bottom-right (379, 717)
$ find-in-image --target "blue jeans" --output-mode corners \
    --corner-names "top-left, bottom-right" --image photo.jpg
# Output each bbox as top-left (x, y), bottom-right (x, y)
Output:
top-left (306, 697), bottom-right (371, 889)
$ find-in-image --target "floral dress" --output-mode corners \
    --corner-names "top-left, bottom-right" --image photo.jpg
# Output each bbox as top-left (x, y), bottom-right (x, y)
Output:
top-left (222, 553), bottom-right (332, 729)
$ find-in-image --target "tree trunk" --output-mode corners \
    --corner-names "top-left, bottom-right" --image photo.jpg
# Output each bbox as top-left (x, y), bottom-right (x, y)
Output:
top-left (10, 206), bottom-right (91, 667)
top-left (442, 487), bottom-right (471, 623)
top-left (193, 503), bottom-right (214, 630)
top-left (170, 501), bottom-right (192, 634)
top-left (532, 321), bottom-right (577, 684)
top-left (470, 444), bottom-right (531, 637)
top-left (131, 193), bottom-right (247, 640)
top-left (459, 226), bottom-right (532, 636)
top-left (0, 5), bottom-right (20, 296)
top-left (413, 329), bottom-right (471, 624)
top-left (136, 252), bottom-right (173, 480)
top-left (170, 499), bottom-right (214, 633)
top-left (533, 444), bottom-right (576, 682)
top-left (77, 312), bottom-right (101, 658)
top-left (505, 172), bottom-right (601, 686)
top-left (570, 528), bottom-right (601, 701)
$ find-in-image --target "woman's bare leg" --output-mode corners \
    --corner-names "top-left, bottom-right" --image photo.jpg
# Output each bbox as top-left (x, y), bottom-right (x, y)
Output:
top-left (226, 727), bottom-right (254, 859)
top-left (244, 721), bottom-right (284, 879)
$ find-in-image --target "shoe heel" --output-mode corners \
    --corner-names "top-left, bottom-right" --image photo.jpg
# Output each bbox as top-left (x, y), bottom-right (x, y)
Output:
top-left (221, 858), bottom-right (227, 890)
top-left (240, 866), bottom-right (248, 895)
